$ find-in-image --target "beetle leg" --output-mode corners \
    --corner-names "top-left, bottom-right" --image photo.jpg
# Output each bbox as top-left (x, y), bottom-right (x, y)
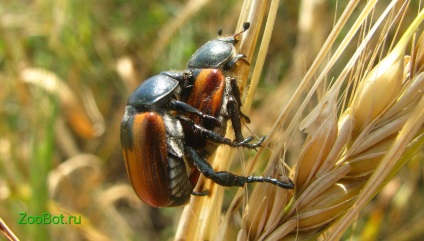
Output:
top-left (227, 78), bottom-right (246, 142)
top-left (224, 54), bottom-right (249, 71)
top-left (170, 100), bottom-right (220, 126)
top-left (186, 146), bottom-right (246, 187)
top-left (186, 146), bottom-right (295, 189)
top-left (229, 78), bottom-right (251, 123)
top-left (179, 116), bottom-right (264, 149)
top-left (227, 95), bottom-right (245, 142)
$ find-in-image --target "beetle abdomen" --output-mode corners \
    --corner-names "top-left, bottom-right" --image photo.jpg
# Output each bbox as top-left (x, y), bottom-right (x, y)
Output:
top-left (167, 156), bottom-right (192, 206)
top-left (121, 112), bottom-right (171, 207)
top-left (121, 112), bottom-right (192, 207)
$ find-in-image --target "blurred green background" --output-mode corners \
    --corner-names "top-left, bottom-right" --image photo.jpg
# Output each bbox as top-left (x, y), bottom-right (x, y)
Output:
top-left (1, 0), bottom-right (423, 240)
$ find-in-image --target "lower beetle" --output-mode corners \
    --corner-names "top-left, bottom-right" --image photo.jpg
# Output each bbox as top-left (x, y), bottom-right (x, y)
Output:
top-left (121, 72), bottom-right (294, 208)
top-left (120, 73), bottom-right (220, 207)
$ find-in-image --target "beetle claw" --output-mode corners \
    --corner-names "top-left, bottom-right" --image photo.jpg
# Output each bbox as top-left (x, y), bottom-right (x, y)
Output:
top-left (246, 136), bottom-right (266, 150)
top-left (231, 135), bottom-right (266, 149)
top-left (235, 136), bottom-right (254, 145)
top-left (191, 190), bottom-right (209, 196)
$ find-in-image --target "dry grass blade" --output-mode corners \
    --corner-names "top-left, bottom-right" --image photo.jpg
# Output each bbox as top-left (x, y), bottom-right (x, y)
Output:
top-left (0, 217), bottom-right (19, 241)
top-left (149, 0), bottom-right (211, 74)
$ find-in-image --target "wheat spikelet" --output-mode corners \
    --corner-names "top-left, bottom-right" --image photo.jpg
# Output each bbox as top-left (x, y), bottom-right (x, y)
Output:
top-left (174, 1), bottom-right (424, 240)
top-left (243, 2), bottom-right (424, 241)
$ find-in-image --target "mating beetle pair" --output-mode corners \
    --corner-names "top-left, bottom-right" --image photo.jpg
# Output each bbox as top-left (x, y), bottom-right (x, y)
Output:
top-left (121, 22), bottom-right (294, 208)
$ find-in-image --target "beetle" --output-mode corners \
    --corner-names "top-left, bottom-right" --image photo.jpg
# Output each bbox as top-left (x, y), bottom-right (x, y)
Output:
top-left (121, 22), bottom-right (295, 208)
top-left (121, 72), bottom-right (291, 207)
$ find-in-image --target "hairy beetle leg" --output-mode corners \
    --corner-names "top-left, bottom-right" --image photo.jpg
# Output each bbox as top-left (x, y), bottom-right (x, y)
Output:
top-left (227, 95), bottom-right (253, 142)
top-left (226, 77), bottom-right (253, 142)
top-left (186, 146), bottom-right (294, 189)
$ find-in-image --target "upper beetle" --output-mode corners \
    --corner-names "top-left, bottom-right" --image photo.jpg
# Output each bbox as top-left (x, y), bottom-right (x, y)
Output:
top-left (182, 22), bottom-right (294, 190)
top-left (163, 68), bottom-right (252, 151)
top-left (180, 22), bottom-right (253, 149)
top-left (187, 22), bottom-right (250, 71)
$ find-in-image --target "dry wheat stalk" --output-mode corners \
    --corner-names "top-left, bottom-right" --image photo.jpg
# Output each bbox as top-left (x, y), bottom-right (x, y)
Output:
top-left (0, 217), bottom-right (19, 241)
top-left (174, 0), bottom-right (270, 240)
top-left (175, 1), bottom-right (424, 240)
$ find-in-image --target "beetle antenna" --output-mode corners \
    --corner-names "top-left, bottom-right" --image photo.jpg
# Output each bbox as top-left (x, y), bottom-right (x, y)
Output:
top-left (217, 28), bottom-right (223, 36)
top-left (234, 22), bottom-right (250, 39)
top-left (242, 22), bottom-right (250, 30)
